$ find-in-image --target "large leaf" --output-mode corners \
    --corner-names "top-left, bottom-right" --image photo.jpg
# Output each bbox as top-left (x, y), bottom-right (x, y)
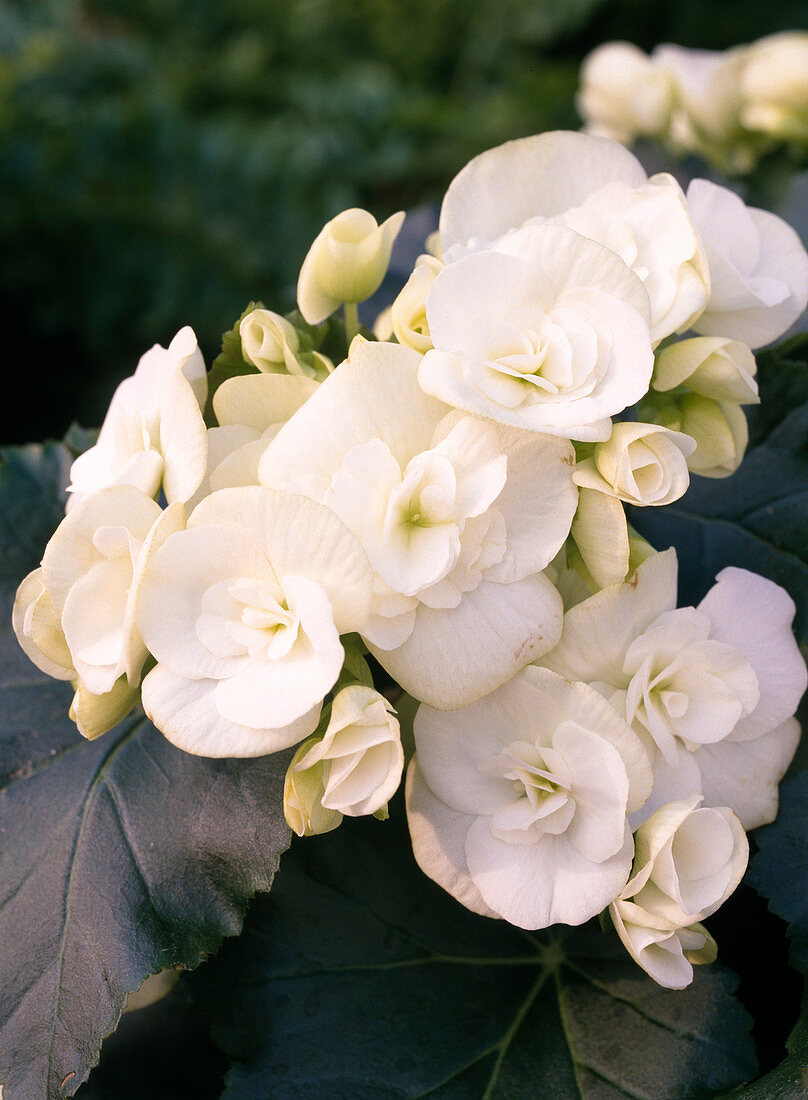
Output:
top-left (188, 808), bottom-right (756, 1099)
top-left (0, 443), bottom-right (293, 1098)
top-left (630, 337), bottom-right (808, 640)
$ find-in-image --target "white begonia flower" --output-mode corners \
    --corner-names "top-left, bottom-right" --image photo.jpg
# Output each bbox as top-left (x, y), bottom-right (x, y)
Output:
top-left (572, 422), bottom-right (695, 506)
top-left (577, 42), bottom-right (673, 145)
top-left (539, 550), bottom-right (807, 830)
top-left (137, 486), bottom-right (374, 758)
top-left (391, 253), bottom-right (444, 353)
top-left (407, 666), bottom-right (652, 929)
top-left (239, 308), bottom-right (333, 380)
top-left (32, 488), bottom-right (187, 697)
top-left (67, 327), bottom-right (208, 510)
top-left (610, 794), bottom-right (747, 988)
top-left (284, 685), bottom-right (403, 835)
top-left (437, 131), bottom-right (709, 346)
top-left (418, 225), bottom-right (654, 441)
top-left (297, 207), bottom-right (406, 325)
top-left (653, 337), bottom-right (759, 405)
top-left (741, 32), bottom-right (808, 142)
top-left (610, 899), bottom-right (716, 990)
top-left (687, 179), bottom-right (808, 349)
top-left (654, 44), bottom-right (750, 163)
top-left (260, 339), bottom-right (577, 710)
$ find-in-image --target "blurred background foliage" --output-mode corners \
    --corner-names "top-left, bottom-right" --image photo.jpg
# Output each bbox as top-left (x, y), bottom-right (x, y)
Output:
top-left (3, 0), bottom-right (808, 443)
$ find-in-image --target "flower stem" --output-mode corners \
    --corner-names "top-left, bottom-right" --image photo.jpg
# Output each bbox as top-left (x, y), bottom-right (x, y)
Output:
top-left (344, 301), bottom-right (360, 345)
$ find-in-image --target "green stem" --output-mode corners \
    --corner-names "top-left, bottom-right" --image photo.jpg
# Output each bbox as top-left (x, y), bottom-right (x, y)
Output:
top-left (344, 301), bottom-right (360, 345)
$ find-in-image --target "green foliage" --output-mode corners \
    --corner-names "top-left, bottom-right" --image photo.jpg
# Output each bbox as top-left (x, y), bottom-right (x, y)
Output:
top-left (0, 0), bottom-right (596, 439)
top-left (0, 441), bottom-right (293, 1097)
top-left (188, 808), bottom-right (757, 1099)
top-left (630, 337), bottom-right (808, 642)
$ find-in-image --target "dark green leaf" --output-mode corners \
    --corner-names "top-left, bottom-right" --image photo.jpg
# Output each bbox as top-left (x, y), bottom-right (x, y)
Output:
top-left (747, 770), bottom-right (808, 976)
top-left (717, 993), bottom-right (808, 1100)
top-left (630, 340), bottom-right (808, 641)
top-left (188, 809), bottom-right (756, 1099)
top-left (0, 442), bottom-right (293, 1098)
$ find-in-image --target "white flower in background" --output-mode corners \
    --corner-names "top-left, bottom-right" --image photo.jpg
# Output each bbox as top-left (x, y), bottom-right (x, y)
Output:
top-left (239, 308), bottom-right (333, 379)
top-left (653, 337), bottom-right (759, 405)
top-left (298, 207), bottom-right (406, 325)
top-left (687, 179), bottom-right (808, 348)
top-left (741, 32), bottom-right (808, 142)
top-left (137, 486), bottom-right (373, 757)
top-left (260, 339), bottom-right (578, 710)
top-left (654, 44), bottom-right (750, 164)
top-left (437, 131), bottom-right (710, 344)
top-left (578, 42), bottom-right (673, 145)
top-left (284, 685), bottom-right (403, 835)
top-left (539, 549), bottom-right (807, 829)
top-left (186, 373), bottom-right (319, 511)
top-left (67, 327), bottom-right (208, 510)
top-left (390, 253), bottom-right (444, 353)
top-left (610, 794), bottom-right (748, 987)
top-left (418, 225), bottom-right (654, 440)
top-left (572, 422), bottom-right (695, 506)
top-left (406, 666), bottom-right (652, 928)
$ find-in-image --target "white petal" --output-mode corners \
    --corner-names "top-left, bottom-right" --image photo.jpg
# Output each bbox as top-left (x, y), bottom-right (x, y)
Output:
top-left (405, 761), bottom-right (499, 919)
top-left (142, 664), bottom-right (321, 757)
top-left (367, 573), bottom-right (563, 710)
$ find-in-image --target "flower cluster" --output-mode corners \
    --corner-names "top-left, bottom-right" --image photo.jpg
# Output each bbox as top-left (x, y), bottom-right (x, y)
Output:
top-left (13, 131), bottom-right (808, 989)
top-left (578, 32), bottom-right (808, 172)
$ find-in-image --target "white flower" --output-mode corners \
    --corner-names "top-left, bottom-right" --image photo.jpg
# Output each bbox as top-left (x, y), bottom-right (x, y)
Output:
top-left (67, 326), bottom-right (208, 509)
top-left (572, 422), bottom-right (695, 506)
top-left (298, 207), bottom-right (406, 324)
top-left (741, 32), bottom-right (808, 142)
top-left (438, 131), bottom-right (709, 344)
top-left (406, 666), bottom-right (652, 928)
top-left (687, 179), bottom-right (808, 348)
top-left (137, 486), bottom-right (374, 757)
top-left (12, 567), bottom-right (74, 681)
top-left (653, 337), bottom-right (759, 405)
top-left (654, 44), bottom-right (749, 161)
top-left (260, 339), bottom-right (577, 710)
top-left (390, 253), bottom-right (443, 353)
top-left (610, 794), bottom-right (747, 988)
top-left (418, 225), bottom-right (654, 440)
top-left (284, 685), bottom-right (403, 834)
top-left (578, 42), bottom-right (673, 145)
top-left (539, 550), bottom-right (807, 829)
top-left (239, 308), bottom-right (332, 379)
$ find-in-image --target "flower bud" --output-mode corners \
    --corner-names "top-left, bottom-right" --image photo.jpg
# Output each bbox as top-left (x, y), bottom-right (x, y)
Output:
top-left (391, 253), bottom-right (443, 353)
top-left (649, 392), bottom-right (749, 478)
top-left (70, 676), bottom-right (140, 741)
top-left (653, 337), bottom-right (759, 404)
top-left (284, 686), bottom-right (404, 835)
top-left (610, 897), bottom-right (717, 989)
top-left (741, 32), bottom-right (808, 142)
top-left (239, 308), bottom-right (332, 380)
top-left (572, 422), bottom-right (695, 506)
top-left (284, 736), bottom-right (343, 837)
top-left (627, 795), bottom-right (748, 924)
top-left (297, 208), bottom-right (406, 325)
top-left (578, 42), bottom-right (673, 144)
